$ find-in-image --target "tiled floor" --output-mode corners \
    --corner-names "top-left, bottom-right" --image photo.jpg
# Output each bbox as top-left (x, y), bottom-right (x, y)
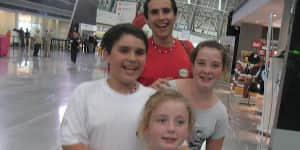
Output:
top-left (0, 48), bottom-right (268, 150)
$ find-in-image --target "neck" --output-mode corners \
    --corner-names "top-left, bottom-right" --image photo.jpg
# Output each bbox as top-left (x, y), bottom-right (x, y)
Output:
top-left (190, 80), bottom-right (215, 103)
top-left (107, 78), bottom-right (138, 94)
top-left (152, 35), bottom-right (174, 47)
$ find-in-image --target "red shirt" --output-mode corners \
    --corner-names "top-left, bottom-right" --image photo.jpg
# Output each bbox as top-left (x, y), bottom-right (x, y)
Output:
top-left (138, 37), bottom-right (193, 86)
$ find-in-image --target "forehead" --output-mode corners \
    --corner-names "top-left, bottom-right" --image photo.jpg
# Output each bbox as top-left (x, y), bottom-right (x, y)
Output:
top-left (148, 0), bottom-right (172, 10)
top-left (113, 34), bottom-right (145, 48)
top-left (196, 47), bottom-right (222, 59)
top-left (152, 99), bottom-right (187, 114)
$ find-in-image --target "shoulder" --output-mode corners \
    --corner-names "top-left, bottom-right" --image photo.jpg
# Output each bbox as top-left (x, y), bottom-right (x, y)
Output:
top-left (74, 79), bottom-right (104, 94)
top-left (138, 83), bottom-right (156, 95)
top-left (169, 79), bottom-right (192, 92)
top-left (177, 40), bottom-right (194, 49)
top-left (213, 100), bottom-right (229, 120)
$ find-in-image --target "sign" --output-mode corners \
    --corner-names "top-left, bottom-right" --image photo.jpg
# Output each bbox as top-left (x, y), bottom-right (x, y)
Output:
top-left (97, 10), bottom-right (120, 25)
top-left (79, 23), bottom-right (97, 32)
top-left (116, 1), bottom-right (137, 23)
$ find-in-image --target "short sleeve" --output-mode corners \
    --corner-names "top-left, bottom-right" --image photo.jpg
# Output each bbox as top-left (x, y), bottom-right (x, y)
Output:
top-left (210, 109), bottom-right (229, 139)
top-left (60, 85), bottom-right (89, 146)
top-left (184, 40), bottom-right (194, 53)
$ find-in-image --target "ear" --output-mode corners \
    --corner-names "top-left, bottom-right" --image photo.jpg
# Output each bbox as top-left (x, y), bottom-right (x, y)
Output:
top-left (103, 50), bottom-right (110, 64)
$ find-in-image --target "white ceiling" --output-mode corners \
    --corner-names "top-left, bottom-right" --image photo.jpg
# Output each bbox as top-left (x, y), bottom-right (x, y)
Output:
top-left (236, 0), bottom-right (283, 27)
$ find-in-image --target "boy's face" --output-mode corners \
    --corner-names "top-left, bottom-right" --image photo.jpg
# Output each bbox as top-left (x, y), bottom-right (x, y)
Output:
top-left (146, 0), bottom-right (176, 39)
top-left (146, 100), bottom-right (189, 150)
top-left (104, 34), bottom-right (146, 85)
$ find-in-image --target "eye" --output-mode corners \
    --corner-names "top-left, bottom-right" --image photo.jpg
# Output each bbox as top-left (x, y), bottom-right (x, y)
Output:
top-left (156, 118), bottom-right (167, 124)
top-left (212, 63), bottom-right (222, 69)
top-left (135, 49), bottom-right (146, 56)
top-left (196, 61), bottom-right (205, 66)
top-left (162, 8), bottom-right (171, 14)
top-left (119, 47), bottom-right (129, 53)
top-left (175, 119), bottom-right (186, 126)
top-left (150, 9), bottom-right (159, 15)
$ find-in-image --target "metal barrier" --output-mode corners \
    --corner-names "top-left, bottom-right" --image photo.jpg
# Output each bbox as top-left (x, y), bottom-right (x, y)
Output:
top-left (50, 38), bottom-right (71, 51)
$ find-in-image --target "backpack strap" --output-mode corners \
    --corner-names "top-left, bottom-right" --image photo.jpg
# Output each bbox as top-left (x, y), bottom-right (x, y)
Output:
top-left (179, 40), bottom-right (191, 56)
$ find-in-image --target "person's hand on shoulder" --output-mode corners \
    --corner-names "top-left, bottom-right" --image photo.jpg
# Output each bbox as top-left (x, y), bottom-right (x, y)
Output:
top-left (150, 77), bottom-right (172, 90)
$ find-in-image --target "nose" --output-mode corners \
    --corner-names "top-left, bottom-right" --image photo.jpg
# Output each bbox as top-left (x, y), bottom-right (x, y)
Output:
top-left (202, 65), bottom-right (212, 74)
top-left (128, 51), bottom-right (137, 61)
top-left (158, 11), bottom-right (165, 20)
top-left (167, 122), bottom-right (175, 133)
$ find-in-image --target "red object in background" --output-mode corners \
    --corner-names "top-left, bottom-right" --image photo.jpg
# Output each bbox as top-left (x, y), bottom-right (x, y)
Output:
top-left (258, 49), bottom-right (266, 55)
top-left (0, 35), bottom-right (9, 56)
top-left (132, 13), bottom-right (146, 29)
top-left (252, 40), bottom-right (263, 49)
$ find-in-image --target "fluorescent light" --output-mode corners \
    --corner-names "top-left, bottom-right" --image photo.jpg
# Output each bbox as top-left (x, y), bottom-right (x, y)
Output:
top-left (218, 0), bottom-right (222, 10)
top-left (187, 0), bottom-right (191, 4)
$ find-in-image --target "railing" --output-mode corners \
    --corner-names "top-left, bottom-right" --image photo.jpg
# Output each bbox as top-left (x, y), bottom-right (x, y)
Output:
top-left (50, 38), bottom-right (71, 51)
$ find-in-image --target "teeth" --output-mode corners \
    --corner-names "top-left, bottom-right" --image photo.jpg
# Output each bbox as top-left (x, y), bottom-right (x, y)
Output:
top-left (123, 66), bottom-right (137, 70)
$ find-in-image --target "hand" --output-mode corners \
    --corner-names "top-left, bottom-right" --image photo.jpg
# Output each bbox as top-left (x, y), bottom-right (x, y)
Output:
top-left (150, 77), bottom-right (172, 90)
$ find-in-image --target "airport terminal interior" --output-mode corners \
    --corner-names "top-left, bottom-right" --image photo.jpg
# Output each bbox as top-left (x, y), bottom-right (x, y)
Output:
top-left (1, 0), bottom-right (300, 150)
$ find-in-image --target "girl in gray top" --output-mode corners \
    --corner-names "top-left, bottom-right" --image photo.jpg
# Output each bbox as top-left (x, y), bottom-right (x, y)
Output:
top-left (168, 40), bottom-right (229, 150)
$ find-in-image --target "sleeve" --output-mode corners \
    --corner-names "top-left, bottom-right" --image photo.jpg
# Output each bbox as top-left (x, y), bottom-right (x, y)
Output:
top-left (185, 40), bottom-right (194, 53)
top-left (210, 107), bottom-right (229, 139)
top-left (60, 84), bottom-right (89, 146)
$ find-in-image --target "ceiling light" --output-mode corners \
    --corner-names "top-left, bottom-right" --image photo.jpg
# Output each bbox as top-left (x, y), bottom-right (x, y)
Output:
top-left (273, 13), bottom-right (277, 17)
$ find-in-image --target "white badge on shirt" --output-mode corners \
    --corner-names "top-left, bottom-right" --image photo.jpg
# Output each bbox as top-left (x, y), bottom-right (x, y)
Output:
top-left (179, 68), bottom-right (189, 78)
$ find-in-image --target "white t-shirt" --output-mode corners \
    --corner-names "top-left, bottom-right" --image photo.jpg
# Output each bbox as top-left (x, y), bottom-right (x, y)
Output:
top-left (60, 78), bottom-right (155, 150)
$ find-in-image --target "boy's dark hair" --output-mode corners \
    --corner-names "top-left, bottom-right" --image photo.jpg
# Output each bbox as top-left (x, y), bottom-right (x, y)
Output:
top-left (100, 23), bottom-right (148, 54)
top-left (190, 40), bottom-right (228, 69)
top-left (143, 0), bottom-right (178, 19)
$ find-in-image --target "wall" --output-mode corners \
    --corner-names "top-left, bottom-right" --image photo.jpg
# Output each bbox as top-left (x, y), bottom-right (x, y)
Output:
top-left (237, 23), bottom-right (264, 58)
top-left (0, 10), bottom-right (16, 34)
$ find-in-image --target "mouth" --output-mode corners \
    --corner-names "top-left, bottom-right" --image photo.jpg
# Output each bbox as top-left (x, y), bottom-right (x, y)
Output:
top-left (161, 137), bottom-right (177, 144)
top-left (122, 64), bottom-right (139, 72)
top-left (199, 75), bottom-right (213, 82)
top-left (156, 22), bottom-right (169, 29)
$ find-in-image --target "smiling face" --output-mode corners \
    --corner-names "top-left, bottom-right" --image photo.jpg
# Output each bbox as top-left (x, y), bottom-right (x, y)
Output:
top-left (104, 34), bottom-right (147, 85)
top-left (146, 99), bottom-right (189, 150)
top-left (192, 47), bottom-right (224, 90)
top-left (146, 0), bottom-right (176, 39)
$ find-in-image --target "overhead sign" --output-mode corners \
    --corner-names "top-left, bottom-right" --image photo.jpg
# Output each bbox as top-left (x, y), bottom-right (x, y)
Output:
top-left (79, 23), bottom-right (97, 32)
top-left (116, 1), bottom-right (137, 23)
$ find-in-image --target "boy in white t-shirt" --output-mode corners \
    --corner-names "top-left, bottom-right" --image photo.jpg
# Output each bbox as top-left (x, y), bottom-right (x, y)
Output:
top-left (61, 23), bottom-right (155, 150)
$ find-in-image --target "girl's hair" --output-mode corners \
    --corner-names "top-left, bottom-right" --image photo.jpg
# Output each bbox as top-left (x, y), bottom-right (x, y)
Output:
top-left (100, 23), bottom-right (148, 54)
top-left (190, 40), bottom-right (228, 70)
top-left (137, 89), bottom-right (194, 140)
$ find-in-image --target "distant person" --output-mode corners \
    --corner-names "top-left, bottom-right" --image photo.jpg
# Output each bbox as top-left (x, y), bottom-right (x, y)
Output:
top-left (61, 23), bottom-right (155, 150)
top-left (137, 89), bottom-right (194, 150)
top-left (32, 30), bottom-right (42, 56)
top-left (44, 29), bottom-right (52, 57)
top-left (19, 27), bottom-right (25, 48)
top-left (70, 31), bottom-right (80, 64)
top-left (25, 28), bottom-right (30, 49)
top-left (138, 0), bottom-right (194, 88)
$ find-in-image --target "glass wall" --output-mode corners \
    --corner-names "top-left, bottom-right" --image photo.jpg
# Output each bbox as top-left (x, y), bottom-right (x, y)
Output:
top-left (0, 9), bottom-right (70, 39)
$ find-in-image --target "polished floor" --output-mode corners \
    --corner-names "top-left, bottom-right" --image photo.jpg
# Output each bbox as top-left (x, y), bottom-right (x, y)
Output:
top-left (0, 48), bottom-right (268, 150)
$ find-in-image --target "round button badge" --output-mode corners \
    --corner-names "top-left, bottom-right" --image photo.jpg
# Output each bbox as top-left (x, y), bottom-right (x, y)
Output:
top-left (178, 68), bottom-right (189, 78)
